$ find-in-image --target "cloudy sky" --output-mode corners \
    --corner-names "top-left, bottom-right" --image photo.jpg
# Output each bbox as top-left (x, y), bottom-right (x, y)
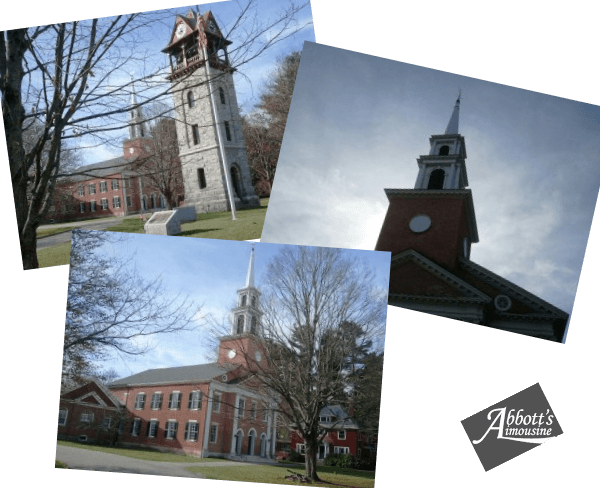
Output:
top-left (4, 1), bottom-right (315, 166)
top-left (261, 41), bottom-right (600, 315)
top-left (79, 232), bottom-right (390, 380)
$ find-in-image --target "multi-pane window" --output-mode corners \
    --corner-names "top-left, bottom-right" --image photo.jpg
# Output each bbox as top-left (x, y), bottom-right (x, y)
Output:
top-left (213, 393), bottom-right (221, 413)
top-left (334, 446), bottom-right (350, 454)
top-left (188, 391), bottom-right (202, 410)
top-left (90, 201), bottom-right (96, 212)
top-left (250, 403), bottom-right (257, 419)
top-left (168, 392), bottom-right (181, 410)
top-left (77, 185), bottom-right (84, 196)
top-left (58, 409), bottom-right (68, 426)
top-left (88, 184), bottom-right (96, 194)
top-left (113, 196), bottom-right (121, 208)
top-left (224, 121), bottom-right (232, 141)
top-left (165, 421), bottom-right (178, 439)
top-left (338, 430), bottom-right (346, 440)
top-left (79, 202), bottom-right (86, 213)
top-left (219, 87), bottom-right (226, 105)
top-left (130, 418), bottom-right (141, 436)
top-left (134, 393), bottom-right (146, 410)
top-left (100, 181), bottom-right (107, 192)
top-left (238, 398), bottom-right (245, 419)
top-left (150, 393), bottom-right (163, 410)
top-left (126, 196), bottom-right (133, 207)
top-left (101, 417), bottom-right (113, 430)
top-left (192, 124), bottom-right (200, 145)
top-left (296, 444), bottom-right (306, 455)
top-left (198, 168), bottom-right (207, 189)
top-left (185, 421), bottom-right (199, 442)
top-left (209, 424), bottom-right (218, 443)
top-left (111, 179), bottom-right (119, 190)
top-left (147, 420), bottom-right (159, 438)
top-left (79, 412), bottom-right (94, 424)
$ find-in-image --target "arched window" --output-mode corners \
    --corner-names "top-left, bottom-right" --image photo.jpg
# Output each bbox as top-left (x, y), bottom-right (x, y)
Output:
top-left (187, 91), bottom-right (195, 108)
top-left (251, 295), bottom-right (257, 307)
top-left (241, 294), bottom-right (247, 306)
top-left (235, 429), bottom-right (243, 455)
top-left (260, 433), bottom-right (267, 457)
top-left (219, 87), bottom-right (226, 105)
top-left (231, 166), bottom-right (242, 197)
top-left (250, 316), bottom-right (257, 335)
top-left (236, 315), bottom-right (244, 334)
top-left (439, 145), bottom-right (450, 156)
top-left (427, 169), bottom-right (445, 190)
top-left (247, 429), bottom-right (256, 455)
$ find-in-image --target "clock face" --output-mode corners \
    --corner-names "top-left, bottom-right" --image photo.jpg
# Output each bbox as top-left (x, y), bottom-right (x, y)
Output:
top-left (175, 24), bottom-right (186, 39)
top-left (228, 349), bottom-right (237, 359)
top-left (128, 147), bottom-right (135, 154)
top-left (409, 214), bottom-right (432, 233)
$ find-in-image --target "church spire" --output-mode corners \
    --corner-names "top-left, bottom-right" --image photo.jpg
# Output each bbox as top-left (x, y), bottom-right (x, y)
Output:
top-left (128, 78), bottom-right (147, 139)
top-left (245, 244), bottom-right (255, 288)
top-left (444, 91), bottom-right (461, 135)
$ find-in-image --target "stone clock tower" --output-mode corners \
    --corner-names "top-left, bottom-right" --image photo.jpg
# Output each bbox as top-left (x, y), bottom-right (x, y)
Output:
top-left (162, 9), bottom-right (259, 213)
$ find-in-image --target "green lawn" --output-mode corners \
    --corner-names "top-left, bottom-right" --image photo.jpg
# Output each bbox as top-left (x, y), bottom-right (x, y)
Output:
top-left (36, 198), bottom-right (269, 268)
top-left (106, 198), bottom-right (269, 241)
top-left (38, 242), bottom-right (72, 268)
top-left (186, 464), bottom-right (376, 487)
top-left (37, 226), bottom-right (77, 239)
top-left (57, 440), bottom-right (223, 463)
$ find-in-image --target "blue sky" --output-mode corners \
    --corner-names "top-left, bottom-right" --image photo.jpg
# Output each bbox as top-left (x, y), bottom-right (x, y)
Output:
top-left (86, 232), bottom-right (390, 379)
top-left (45, 0), bottom-right (315, 164)
top-left (261, 42), bottom-right (600, 317)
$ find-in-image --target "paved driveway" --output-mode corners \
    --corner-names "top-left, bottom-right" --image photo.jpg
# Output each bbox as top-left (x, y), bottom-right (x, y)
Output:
top-left (37, 217), bottom-right (125, 250)
top-left (55, 444), bottom-right (204, 477)
top-left (55, 444), bottom-right (277, 477)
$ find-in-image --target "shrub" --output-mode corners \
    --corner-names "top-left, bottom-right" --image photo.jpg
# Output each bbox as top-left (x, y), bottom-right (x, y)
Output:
top-left (288, 450), bottom-right (305, 463)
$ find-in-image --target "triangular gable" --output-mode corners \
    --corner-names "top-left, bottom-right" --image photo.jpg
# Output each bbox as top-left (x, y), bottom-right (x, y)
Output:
top-left (61, 379), bottom-right (123, 408)
top-left (458, 258), bottom-right (569, 318)
top-left (390, 250), bottom-right (491, 302)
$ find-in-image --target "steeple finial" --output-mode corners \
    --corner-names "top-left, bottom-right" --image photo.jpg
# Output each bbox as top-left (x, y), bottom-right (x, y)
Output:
top-left (245, 244), bottom-right (255, 288)
top-left (128, 76), bottom-right (147, 139)
top-left (444, 91), bottom-right (461, 135)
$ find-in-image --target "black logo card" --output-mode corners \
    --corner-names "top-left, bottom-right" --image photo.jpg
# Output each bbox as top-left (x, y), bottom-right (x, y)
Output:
top-left (461, 383), bottom-right (563, 471)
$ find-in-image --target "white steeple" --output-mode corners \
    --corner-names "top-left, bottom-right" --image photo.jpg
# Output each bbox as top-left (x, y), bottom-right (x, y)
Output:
top-left (128, 78), bottom-right (147, 139)
top-left (444, 91), bottom-right (461, 135)
top-left (245, 244), bottom-right (255, 288)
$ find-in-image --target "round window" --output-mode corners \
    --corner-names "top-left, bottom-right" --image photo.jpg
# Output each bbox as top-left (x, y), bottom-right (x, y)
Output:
top-left (494, 295), bottom-right (512, 312)
top-left (409, 215), bottom-right (432, 233)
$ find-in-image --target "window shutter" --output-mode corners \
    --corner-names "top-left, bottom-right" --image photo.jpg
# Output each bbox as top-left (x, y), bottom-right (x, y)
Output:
top-left (164, 424), bottom-right (169, 438)
top-left (130, 420), bottom-right (134, 435)
top-left (188, 392), bottom-right (193, 409)
top-left (147, 422), bottom-right (151, 436)
top-left (173, 422), bottom-right (178, 439)
top-left (169, 393), bottom-right (173, 409)
top-left (199, 392), bottom-right (203, 410)
top-left (177, 394), bottom-right (181, 409)
top-left (158, 394), bottom-right (163, 410)
top-left (184, 422), bottom-right (189, 440)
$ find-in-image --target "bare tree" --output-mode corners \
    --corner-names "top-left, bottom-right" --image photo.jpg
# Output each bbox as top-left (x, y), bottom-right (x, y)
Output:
top-left (243, 51), bottom-right (301, 196)
top-left (219, 246), bottom-right (387, 480)
top-left (2, 2), bottom-right (311, 269)
top-left (63, 229), bottom-right (201, 386)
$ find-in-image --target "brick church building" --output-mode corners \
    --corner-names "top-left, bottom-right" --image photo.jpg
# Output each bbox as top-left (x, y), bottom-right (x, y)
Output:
top-left (46, 9), bottom-right (259, 223)
top-left (375, 96), bottom-right (569, 342)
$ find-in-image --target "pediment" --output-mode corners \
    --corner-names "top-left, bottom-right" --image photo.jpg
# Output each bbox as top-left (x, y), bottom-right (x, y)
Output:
top-left (76, 391), bottom-right (106, 406)
top-left (390, 250), bottom-right (490, 302)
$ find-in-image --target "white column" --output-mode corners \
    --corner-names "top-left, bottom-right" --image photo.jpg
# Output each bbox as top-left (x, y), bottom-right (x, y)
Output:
top-left (230, 393), bottom-right (240, 454)
top-left (202, 384), bottom-right (214, 455)
top-left (270, 408), bottom-right (277, 457)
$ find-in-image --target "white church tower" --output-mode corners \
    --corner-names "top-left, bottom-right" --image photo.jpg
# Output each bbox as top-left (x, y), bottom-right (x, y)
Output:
top-left (414, 94), bottom-right (469, 191)
top-left (230, 244), bottom-right (262, 336)
top-left (162, 9), bottom-right (260, 213)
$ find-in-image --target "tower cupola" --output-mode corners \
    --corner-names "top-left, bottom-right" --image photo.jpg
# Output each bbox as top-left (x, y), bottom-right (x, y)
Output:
top-left (231, 245), bottom-right (262, 336)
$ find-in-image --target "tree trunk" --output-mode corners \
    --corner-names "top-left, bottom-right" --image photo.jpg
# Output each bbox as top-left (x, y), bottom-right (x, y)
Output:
top-left (304, 441), bottom-right (320, 481)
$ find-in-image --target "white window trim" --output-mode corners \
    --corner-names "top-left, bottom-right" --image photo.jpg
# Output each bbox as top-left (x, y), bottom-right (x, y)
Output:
top-left (134, 392), bottom-right (146, 410)
top-left (338, 430), bottom-right (346, 440)
top-left (150, 392), bottom-right (162, 410)
top-left (79, 412), bottom-right (94, 423)
top-left (58, 408), bottom-right (68, 426)
top-left (189, 390), bottom-right (202, 410)
top-left (100, 181), bottom-right (107, 193)
top-left (169, 391), bottom-right (181, 410)
top-left (131, 418), bottom-right (141, 437)
top-left (101, 198), bottom-right (108, 210)
top-left (166, 420), bottom-right (177, 439)
top-left (296, 443), bottom-right (306, 455)
top-left (90, 201), bottom-right (96, 212)
top-left (210, 423), bottom-right (218, 443)
top-left (186, 420), bottom-right (199, 442)
top-left (148, 419), bottom-right (159, 438)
